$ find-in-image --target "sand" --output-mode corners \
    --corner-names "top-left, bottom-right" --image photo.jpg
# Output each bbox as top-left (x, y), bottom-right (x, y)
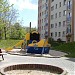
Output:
top-left (6, 70), bottom-right (58, 75)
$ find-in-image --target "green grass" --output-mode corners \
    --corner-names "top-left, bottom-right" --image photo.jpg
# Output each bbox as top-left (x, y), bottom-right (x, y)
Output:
top-left (53, 42), bottom-right (75, 58)
top-left (0, 39), bottom-right (21, 49)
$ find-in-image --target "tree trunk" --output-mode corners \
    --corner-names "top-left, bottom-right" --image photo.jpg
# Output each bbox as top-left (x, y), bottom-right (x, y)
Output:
top-left (4, 27), bottom-right (6, 40)
top-left (0, 30), bottom-right (2, 39)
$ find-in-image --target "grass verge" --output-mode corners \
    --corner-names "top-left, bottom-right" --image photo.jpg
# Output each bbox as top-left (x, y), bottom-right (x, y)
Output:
top-left (53, 42), bottom-right (75, 58)
top-left (0, 39), bottom-right (21, 49)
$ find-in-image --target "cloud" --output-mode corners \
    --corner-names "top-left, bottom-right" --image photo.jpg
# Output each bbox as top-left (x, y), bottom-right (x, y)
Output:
top-left (8, 0), bottom-right (38, 10)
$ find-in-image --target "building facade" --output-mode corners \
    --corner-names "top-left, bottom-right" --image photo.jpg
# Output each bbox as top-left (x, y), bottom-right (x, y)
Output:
top-left (38, 0), bottom-right (75, 42)
top-left (66, 0), bottom-right (75, 42)
top-left (50, 0), bottom-right (67, 41)
top-left (38, 0), bottom-right (50, 39)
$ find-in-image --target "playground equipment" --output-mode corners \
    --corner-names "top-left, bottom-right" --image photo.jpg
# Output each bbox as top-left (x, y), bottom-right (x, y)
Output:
top-left (6, 31), bottom-right (51, 54)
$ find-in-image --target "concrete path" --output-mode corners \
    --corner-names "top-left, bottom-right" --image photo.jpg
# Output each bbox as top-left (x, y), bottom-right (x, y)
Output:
top-left (49, 50), bottom-right (67, 57)
top-left (0, 49), bottom-right (75, 75)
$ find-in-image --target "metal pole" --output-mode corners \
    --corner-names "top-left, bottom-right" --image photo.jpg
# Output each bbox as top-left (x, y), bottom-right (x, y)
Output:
top-left (30, 22), bottom-right (31, 32)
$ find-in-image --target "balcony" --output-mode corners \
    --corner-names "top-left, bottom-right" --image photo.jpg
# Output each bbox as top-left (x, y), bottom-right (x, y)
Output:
top-left (67, 4), bottom-right (72, 10)
top-left (45, 14), bottom-right (48, 18)
top-left (46, 0), bottom-right (48, 3)
top-left (45, 23), bottom-right (48, 26)
top-left (67, 16), bottom-right (71, 22)
top-left (46, 6), bottom-right (48, 10)
top-left (66, 26), bottom-right (71, 34)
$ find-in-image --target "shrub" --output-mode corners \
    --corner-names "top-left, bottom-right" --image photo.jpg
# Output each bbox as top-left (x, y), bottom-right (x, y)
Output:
top-left (57, 38), bottom-right (62, 43)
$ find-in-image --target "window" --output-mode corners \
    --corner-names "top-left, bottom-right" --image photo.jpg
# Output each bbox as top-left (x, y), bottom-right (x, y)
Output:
top-left (51, 6), bottom-right (54, 11)
top-left (42, 12), bottom-right (43, 15)
top-left (51, 15), bottom-right (54, 20)
top-left (62, 31), bottom-right (65, 37)
top-left (42, 19), bottom-right (43, 23)
top-left (51, 32), bottom-right (53, 37)
top-left (58, 32), bottom-right (61, 37)
top-left (55, 32), bottom-right (57, 37)
top-left (59, 2), bottom-right (61, 7)
top-left (67, 12), bottom-right (72, 21)
top-left (38, 20), bottom-right (39, 25)
top-left (44, 18), bottom-right (46, 22)
top-left (63, 0), bottom-right (66, 5)
top-left (42, 26), bottom-right (43, 30)
top-left (40, 6), bottom-right (41, 10)
top-left (51, 24), bottom-right (54, 28)
top-left (55, 4), bottom-right (57, 9)
top-left (63, 10), bottom-right (66, 16)
top-left (38, 27), bottom-right (39, 30)
top-left (40, 13), bottom-right (41, 16)
top-left (55, 13), bottom-right (57, 18)
top-left (59, 22), bottom-right (61, 27)
top-left (59, 12), bottom-right (61, 17)
top-left (55, 23), bottom-right (57, 28)
top-left (51, 0), bottom-right (54, 2)
top-left (68, 1), bottom-right (72, 9)
top-left (63, 21), bottom-right (66, 27)
top-left (45, 10), bottom-right (46, 14)
top-left (46, 0), bottom-right (48, 2)
top-left (40, 20), bottom-right (41, 24)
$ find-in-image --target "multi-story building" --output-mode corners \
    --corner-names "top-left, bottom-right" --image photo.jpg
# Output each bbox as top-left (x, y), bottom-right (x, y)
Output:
top-left (38, 0), bottom-right (75, 42)
top-left (50, 0), bottom-right (67, 41)
top-left (66, 0), bottom-right (75, 42)
top-left (38, 0), bottom-right (50, 39)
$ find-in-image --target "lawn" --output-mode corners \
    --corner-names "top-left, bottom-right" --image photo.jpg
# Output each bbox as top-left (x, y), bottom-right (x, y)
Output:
top-left (53, 42), bottom-right (75, 58)
top-left (0, 39), bottom-right (21, 49)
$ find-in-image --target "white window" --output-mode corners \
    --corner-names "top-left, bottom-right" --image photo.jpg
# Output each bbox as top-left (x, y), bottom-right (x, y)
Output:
top-left (63, 10), bottom-right (66, 16)
top-left (63, 21), bottom-right (66, 27)
top-left (51, 15), bottom-right (54, 20)
top-left (51, 6), bottom-right (54, 11)
top-left (59, 22), bottom-right (61, 27)
top-left (63, 0), bottom-right (66, 5)
top-left (59, 2), bottom-right (61, 7)
top-left (55, 23), bottom-right (57, 28)
top-left (55, 13), bottom-right (57, 18)
top-left (51, 32), bottom-right (53, 37)
top-left (58, 32), bottom-right (61, 37)
top-left (59, 12), bottom-right (61, 17)
top-left (55, 4), bottom-right (57, 9)
top-left (51, 24), bottom-right (54, 28)
top-left (42, 19), bottom-right (43, 23)
top-left (62, 31), bottom-right (65, 37)
top-left (67, 1), bottom-right (72, 9)
top-left (55, 32), bottom-right (57, 37)
top-left (51, 0), bottom-right (54, 2)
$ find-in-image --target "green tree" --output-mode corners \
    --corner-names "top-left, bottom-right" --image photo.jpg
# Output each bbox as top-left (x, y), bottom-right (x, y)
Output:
top-left (0, 0), bottom-right (18, 39)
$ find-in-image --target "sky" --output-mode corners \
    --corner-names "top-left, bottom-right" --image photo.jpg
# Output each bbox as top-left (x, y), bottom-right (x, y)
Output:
top-left (8, 0), bottom-right (38, 28)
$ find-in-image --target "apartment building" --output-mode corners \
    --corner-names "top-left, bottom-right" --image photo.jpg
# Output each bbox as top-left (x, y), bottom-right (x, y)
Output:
top-left (66, 0), bottom-right (75, 42)
top-left (38, 0), bottom-right (75, 42)
top-left (38, 0), bottom-right (50, 39)
top-left (50, 0), bottom-right (67, 41)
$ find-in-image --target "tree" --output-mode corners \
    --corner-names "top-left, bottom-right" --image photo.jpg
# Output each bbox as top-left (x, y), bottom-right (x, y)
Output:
top-left (0, 0), bottom-right (18, 39)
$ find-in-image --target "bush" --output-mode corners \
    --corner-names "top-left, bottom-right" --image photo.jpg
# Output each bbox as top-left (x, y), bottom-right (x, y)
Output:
top-left (57, 38), bottom-right (62, 43)
top-left (48, 37), bottom-right (61, 47)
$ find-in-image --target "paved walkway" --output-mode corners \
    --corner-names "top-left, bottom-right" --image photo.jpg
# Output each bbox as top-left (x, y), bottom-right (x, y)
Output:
top-left (0, 49), bottom-right (75, 75)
